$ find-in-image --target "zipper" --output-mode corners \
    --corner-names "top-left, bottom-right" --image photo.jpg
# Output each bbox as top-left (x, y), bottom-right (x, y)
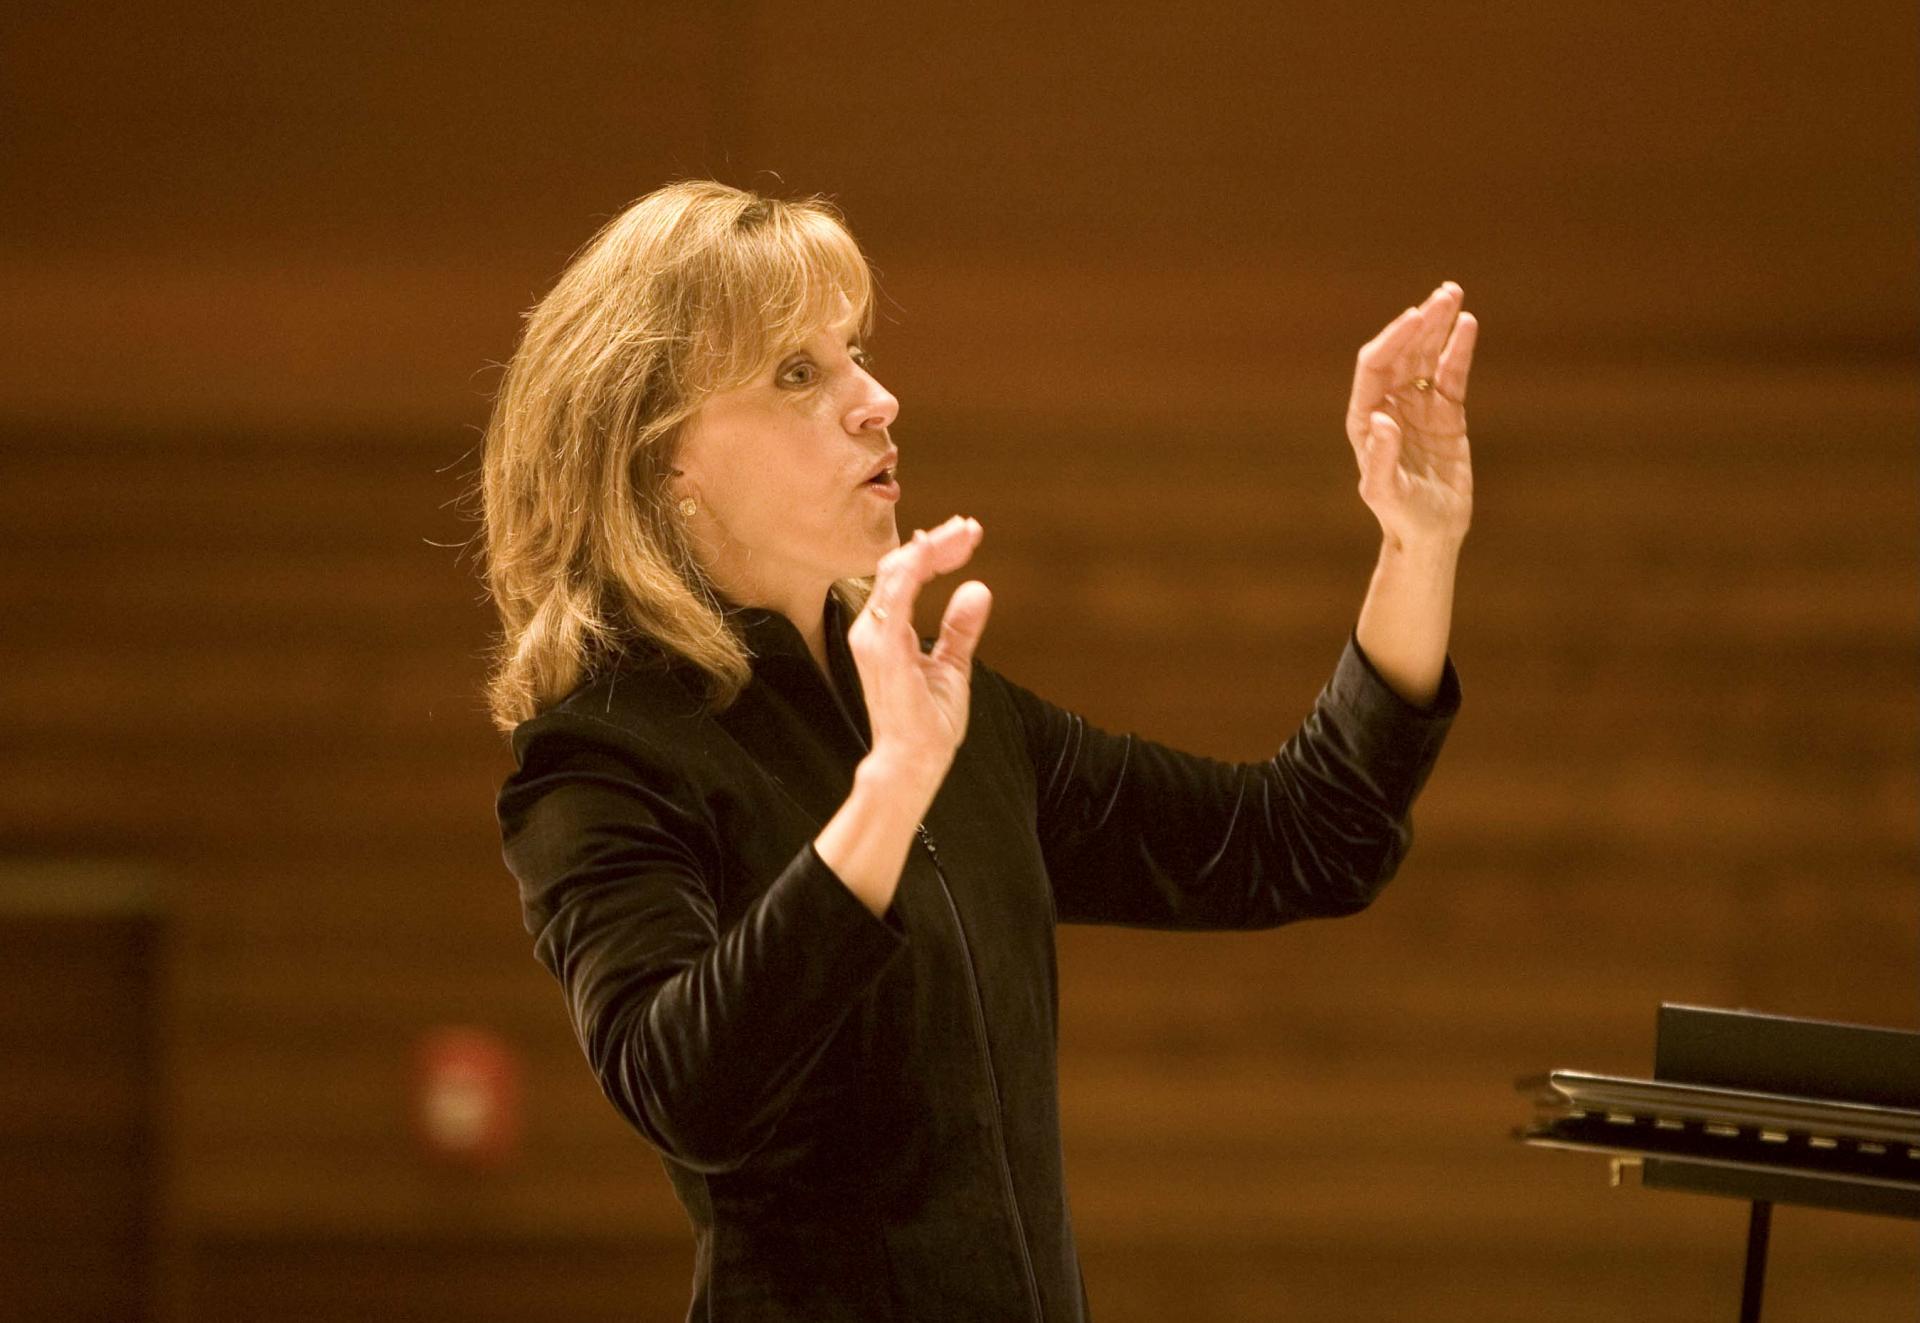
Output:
top-left (914, 819), bottom-right (1047, 1322)
top-left (818, 654), bottom-right (1047, 1320)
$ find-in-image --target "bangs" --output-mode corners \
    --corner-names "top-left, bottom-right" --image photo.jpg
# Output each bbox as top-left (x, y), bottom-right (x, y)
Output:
top-left (692, 204), bottom-right (876, 393)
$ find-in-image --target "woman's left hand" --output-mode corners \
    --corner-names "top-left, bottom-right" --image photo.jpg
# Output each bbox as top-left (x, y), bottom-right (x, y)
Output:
top-left (1346, 281), bottom-right (1477, 550)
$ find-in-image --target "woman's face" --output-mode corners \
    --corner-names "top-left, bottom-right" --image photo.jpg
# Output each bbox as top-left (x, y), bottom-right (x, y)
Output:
top-left (670, 294), bottom-right (901, 614)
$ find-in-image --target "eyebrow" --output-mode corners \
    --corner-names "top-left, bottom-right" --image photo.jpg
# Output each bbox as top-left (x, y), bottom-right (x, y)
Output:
top-left (781, 336), bottom-right (865, 359)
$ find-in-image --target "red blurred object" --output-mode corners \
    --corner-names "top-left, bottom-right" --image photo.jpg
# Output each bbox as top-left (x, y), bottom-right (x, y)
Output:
top-left (412, 1025), bottom-right (522, 1168)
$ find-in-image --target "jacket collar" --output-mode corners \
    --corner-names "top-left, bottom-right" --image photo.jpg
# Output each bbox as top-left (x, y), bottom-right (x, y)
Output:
top-left (722, 592), bottom-right (837, 668)
top-left (721, 591), bottom-right (870, 741)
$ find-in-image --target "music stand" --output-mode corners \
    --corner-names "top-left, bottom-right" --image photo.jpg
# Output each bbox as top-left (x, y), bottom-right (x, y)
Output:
top-left (1515, 1003), bottom-right (1920, 1322)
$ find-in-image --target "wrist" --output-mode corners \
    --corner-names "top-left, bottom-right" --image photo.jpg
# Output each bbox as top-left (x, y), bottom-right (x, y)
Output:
top-left (1379, 530), bottom-right (1465, 563)
top-left (855, 746), bottom-right (948, 815)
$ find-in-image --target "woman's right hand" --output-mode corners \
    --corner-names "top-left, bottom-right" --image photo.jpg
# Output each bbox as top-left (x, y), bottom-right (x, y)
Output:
top-left (847, 515), bottom-right (993, 800)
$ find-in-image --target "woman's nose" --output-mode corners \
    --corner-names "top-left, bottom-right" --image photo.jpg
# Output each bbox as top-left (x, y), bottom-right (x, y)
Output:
top-left (848, 375), bottom-right (899, 432)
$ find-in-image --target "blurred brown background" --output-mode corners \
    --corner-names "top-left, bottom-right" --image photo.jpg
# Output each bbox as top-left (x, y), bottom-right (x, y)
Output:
top-left (2, 3), bottom-right (1915, 1320)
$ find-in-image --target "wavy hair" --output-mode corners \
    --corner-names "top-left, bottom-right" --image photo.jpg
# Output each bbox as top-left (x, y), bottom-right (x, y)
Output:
top-left (477, 180), bottom-right (877, 731)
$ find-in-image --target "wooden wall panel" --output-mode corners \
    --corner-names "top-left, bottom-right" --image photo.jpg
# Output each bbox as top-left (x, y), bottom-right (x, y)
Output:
top-left (183, 1235), bottom-right (690, 1323)
top-left (1, 1), bottom-right (1915, 1319)
top-left (4, 361), bottom-right (1912, 1318)
top-left (3, 7), bottom-right (1915, 428)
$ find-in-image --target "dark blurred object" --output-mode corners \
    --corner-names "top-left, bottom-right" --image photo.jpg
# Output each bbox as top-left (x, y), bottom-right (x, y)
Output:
top-left (0, 862), bottom-right (163, 1323)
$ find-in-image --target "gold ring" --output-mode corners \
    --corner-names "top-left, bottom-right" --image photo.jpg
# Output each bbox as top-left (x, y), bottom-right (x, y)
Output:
top-left (1412, 377), bottom-right (1434, 393)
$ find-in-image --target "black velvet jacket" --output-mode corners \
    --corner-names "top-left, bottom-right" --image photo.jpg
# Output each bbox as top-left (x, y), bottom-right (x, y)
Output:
top-left (497, 592), bottom-right (1461, 1322)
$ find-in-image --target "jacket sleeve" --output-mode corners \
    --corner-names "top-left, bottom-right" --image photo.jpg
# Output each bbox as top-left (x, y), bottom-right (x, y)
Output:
top-left (986, 630), bottom-right (1461, 929)
top-left (496, 711), bottom-right (907, 1172)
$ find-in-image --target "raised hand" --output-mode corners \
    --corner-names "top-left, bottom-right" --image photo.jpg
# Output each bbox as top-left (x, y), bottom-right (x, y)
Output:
top-left (1346, 281), bottom-right (1477, 550)
top-left (849, 515), bottom-right (993, 791)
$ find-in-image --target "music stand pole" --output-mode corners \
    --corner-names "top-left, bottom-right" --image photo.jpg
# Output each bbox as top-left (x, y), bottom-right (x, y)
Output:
top-left (1738, 1198), bottom-right (1771, 1323)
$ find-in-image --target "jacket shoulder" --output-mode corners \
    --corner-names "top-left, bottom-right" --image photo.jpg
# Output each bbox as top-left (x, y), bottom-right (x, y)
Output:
top-left (507, 658), bottom-right (721, 781)
top-left (498, 659), bottom-right (734, 888)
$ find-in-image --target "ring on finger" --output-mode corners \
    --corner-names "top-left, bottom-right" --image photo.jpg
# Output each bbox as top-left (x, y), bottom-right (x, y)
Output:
top-left (869, 601), bottom-right (890, 623)
top-left (1412, 376), bottom-right (1434, 393)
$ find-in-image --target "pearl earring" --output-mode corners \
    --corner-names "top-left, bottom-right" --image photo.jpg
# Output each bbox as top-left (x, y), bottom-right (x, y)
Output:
top-left (666, 468), bottom-right (696, 519)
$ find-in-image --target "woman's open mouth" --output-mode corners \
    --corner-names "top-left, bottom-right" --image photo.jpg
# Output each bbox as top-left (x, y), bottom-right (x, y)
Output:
top-left (862, 454), bottom-right (900, 501)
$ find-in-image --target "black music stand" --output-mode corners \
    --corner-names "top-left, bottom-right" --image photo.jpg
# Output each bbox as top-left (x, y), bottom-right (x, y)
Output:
top-left (1514, 1003), bottom-right (1920, 1322)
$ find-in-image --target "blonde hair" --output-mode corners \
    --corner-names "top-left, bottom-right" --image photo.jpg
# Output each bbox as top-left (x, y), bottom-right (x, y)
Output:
top-left (477, 180), bottom-right (878, 731)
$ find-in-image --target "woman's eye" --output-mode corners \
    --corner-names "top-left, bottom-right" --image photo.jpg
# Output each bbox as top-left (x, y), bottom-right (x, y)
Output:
top-left (778, 347), bottom-right (872, 387)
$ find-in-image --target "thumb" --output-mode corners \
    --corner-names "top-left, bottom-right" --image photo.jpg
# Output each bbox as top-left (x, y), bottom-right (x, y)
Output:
top-left (930, 580), bottom-right (993, 672)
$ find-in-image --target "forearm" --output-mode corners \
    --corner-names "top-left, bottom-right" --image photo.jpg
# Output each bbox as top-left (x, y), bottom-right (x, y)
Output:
top-left (814, 752), bottom-right (941, 918)
top-left (1000, 635), bottom-right (1457, 929)
top-left (559, 836), bottom-right (907, 1170)
top-left (1354, 535), bottom-right (1462, 710)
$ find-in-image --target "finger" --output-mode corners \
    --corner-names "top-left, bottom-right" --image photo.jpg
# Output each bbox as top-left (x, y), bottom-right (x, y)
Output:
top-left (866, 538), bottom-right (929, 629)
top-left (1435, 310), bottom-right (1478, 404)
top-left (1348, 306), bottom-right (1423, 437)
top-left (919, 514), bottom-right (983, 576)
top-left (1409, 281), bottom-right (1462, 374)
top-left (901, 516), bottom-right (981, 588)
top-left (865, 516), bottom-right (980, 627)
top-left (1357, 303), bottom-right (1423, 361)
top-left (929, 579), bottom-right (993, 672)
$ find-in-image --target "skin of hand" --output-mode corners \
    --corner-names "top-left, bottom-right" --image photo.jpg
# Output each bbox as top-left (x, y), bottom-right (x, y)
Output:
top-left (811, 516), bottom-right (990, 916)
top-left (1346, 281), bottom-right (1478, 708)
top-left (1346, 281), bottom-right (1477, 552)
top-left (848, 516), bottom-right (993, 796)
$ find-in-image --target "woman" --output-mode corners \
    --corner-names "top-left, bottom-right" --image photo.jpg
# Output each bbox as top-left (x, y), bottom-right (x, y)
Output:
top-left (483, 180), bottom-right (1474, 1322)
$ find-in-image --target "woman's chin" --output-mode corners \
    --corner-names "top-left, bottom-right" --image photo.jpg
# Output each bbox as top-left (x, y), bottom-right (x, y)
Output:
top-left (833, 520), bottom-right (898, 580)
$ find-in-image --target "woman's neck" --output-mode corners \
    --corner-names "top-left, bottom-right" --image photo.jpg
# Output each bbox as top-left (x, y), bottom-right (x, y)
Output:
top-left (729, 579), bottom-right (835, 680)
